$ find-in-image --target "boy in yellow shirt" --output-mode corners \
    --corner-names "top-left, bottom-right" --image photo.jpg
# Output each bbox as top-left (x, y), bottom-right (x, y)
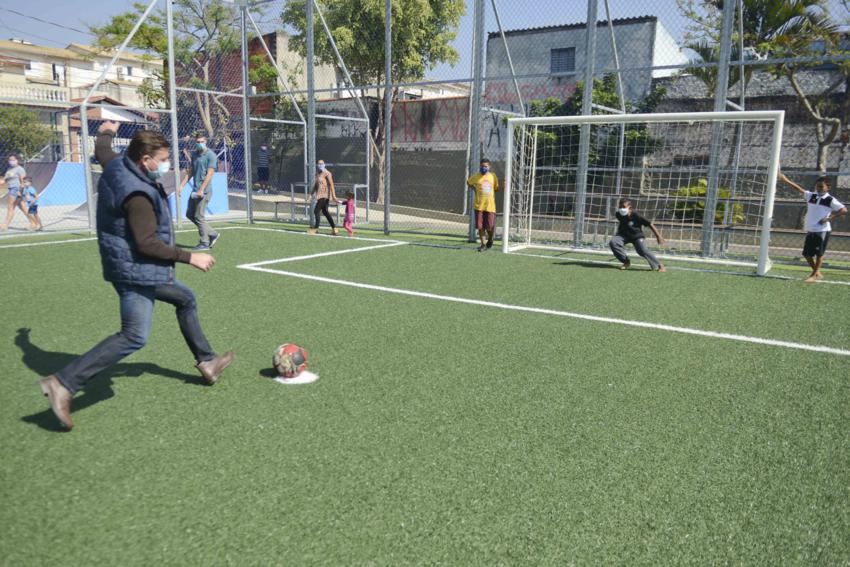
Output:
top-left (466, 158), bottom-right (499, 251)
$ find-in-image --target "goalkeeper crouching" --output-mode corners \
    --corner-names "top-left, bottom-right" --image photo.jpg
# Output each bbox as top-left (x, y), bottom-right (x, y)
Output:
top-left (609, 198), bottom-right (666, 272)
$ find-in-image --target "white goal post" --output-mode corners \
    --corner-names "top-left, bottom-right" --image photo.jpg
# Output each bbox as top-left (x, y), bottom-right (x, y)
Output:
top-left (501, 111), bottom-right (785, 275)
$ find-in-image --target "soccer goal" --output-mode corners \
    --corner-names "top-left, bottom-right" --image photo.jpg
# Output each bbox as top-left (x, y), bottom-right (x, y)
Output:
top-left (501, 111), bottom-right (785, 275)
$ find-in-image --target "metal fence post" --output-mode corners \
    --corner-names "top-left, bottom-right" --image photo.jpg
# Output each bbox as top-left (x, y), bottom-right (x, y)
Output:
top-left (306, 0), bottom-right (317, 204)
top-left (80, 103), bottom-right (96, 235)
top-left (702, 0), bottom-right (736, 256)
top-left (383, 0), bottom-right (392, 235)
top-left (166, 0), bottom-right (182, 228)
top-left (573, 0), bottom-right (599, 246)
top-left (241, 4), bottom-right (254, 223)
top-left (467, 0), bottom-right (486, 242)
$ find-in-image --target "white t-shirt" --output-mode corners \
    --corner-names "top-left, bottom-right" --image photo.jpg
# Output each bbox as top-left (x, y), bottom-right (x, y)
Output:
top-left (803, 190), bottom-right (844, 233)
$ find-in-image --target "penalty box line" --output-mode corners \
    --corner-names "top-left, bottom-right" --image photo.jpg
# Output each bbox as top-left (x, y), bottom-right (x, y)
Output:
top-left (239, 240), bottom-right (408, 267)
top-left (237, 264), bottom-right (850, 358)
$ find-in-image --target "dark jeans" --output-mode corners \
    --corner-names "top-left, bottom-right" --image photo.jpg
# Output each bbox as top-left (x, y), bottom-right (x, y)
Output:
top-left (312, 198), bottom-right (336, 229)
top-left (609, 235), bottom-right (661, 270)
top-left (56, 280), bottom-right (216, 394)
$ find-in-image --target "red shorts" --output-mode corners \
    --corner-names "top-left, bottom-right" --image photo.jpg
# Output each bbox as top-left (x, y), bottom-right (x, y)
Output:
top-left (475, 210), bottom-right (496, 231)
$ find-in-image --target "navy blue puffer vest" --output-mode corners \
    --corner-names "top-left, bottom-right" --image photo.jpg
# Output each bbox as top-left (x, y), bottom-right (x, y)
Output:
top-left (96, 155), bottom-right (174, 286)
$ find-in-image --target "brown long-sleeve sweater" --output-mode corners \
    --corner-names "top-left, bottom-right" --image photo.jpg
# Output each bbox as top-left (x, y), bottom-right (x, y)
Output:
top-left (96, 132), bottom-right (191, 264)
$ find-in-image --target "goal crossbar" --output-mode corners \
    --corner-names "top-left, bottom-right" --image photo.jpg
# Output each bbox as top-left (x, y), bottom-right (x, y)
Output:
top-left (501, 111), bottom-right (785, 276)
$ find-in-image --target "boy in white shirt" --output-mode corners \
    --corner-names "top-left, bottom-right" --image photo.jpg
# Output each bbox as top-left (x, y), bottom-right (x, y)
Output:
top-left (778, 172), bottom-right (847, 282)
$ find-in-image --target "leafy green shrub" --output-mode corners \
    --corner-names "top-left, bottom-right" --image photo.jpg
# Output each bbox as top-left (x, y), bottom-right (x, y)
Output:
top-left (673, 178), bottom-right (745, 224)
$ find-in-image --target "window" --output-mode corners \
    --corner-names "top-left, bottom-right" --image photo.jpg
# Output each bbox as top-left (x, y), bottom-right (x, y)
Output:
top-left (550, 47), bottom-right (575, 75)
top-left (126, 66), bottom-right (133, 77)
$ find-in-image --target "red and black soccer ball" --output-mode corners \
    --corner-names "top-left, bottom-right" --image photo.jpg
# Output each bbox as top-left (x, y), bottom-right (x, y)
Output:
top-left (273, 343), bottom-right (308, 378)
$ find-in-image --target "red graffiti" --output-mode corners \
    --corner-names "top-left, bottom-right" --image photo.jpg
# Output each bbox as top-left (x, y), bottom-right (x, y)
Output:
top-left (484, 81), bottom-right (578, 106)
top-left (391, 97), bottom-right (469, 144)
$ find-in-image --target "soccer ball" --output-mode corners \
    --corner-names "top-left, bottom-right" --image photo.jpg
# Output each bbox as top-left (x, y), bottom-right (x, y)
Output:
top-left (273, 343), bottom-right (308, 378)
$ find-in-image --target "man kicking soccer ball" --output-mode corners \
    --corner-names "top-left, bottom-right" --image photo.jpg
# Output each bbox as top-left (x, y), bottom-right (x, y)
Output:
top-left (37, 122), bottom-right (234, 430)
top-left (778, 172), bottom-right (847, 282)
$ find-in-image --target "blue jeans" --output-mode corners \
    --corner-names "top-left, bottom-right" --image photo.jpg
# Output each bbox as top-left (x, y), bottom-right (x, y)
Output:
top-left (56, 280), bottom-right (216, 394)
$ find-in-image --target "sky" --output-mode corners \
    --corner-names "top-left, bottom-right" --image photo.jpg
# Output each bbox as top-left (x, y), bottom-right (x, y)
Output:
top-left (0, 0), bottom-right (140, 48)
top-left (3, 0), bottom-right (845, 83)
top-left (0, 0), bottom-right (693, 80)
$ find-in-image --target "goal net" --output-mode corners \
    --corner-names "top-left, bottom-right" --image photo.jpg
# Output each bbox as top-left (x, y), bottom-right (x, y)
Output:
top-left (502, 111), bottom-right (784, 275)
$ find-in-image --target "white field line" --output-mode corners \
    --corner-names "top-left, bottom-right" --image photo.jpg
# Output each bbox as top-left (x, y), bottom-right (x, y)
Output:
top-left (238, 223), bottom-right (405, 244)
top-left (239, 264), bottom-right (850, 358)
top-left (0, 227), bottom-right (209, 250)
top-left (510, 251), bottom-right (850, 287)
top-left (241, 241), bottom-right (408, 267)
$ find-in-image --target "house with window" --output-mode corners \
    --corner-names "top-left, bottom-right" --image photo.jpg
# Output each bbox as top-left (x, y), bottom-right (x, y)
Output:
top-left (0, 39), bottom-right (161, 109)
top-left (0, 38), bottom-right (162, 162)
top-left (484, 16), bottom-right (688, 111)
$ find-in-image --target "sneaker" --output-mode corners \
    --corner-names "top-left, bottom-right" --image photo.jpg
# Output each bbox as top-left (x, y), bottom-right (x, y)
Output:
top-left (209, 233), bottom-right (219, 248)
top-left (307, 228), bottom-right (318, 235)
top-left (477, 244), bottom-right (486, 252)
top-left (192, 243), bottom-right (211, 251)
top-left (486, 239), bottom-right (493, 249)
top-left (618, 262), bottom-right (631, 270)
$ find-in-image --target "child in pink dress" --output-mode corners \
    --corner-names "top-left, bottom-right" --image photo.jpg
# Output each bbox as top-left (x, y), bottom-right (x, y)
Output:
top-left (340, 191), bottom-right (355, 236)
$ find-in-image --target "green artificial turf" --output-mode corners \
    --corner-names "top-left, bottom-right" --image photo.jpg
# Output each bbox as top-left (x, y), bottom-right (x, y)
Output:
top-left (1, 223), bottom-right (848, 565)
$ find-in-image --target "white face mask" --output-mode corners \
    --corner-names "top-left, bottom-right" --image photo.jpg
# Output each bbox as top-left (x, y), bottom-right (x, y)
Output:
top-left (146, 158), bottom-right (171, 181)
top-left (617, 207), bottom-right (630, 216)
top-left (8, 160), bottom-right (17, 167)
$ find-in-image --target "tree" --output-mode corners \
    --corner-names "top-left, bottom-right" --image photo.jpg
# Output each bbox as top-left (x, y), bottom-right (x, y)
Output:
top-left (280, 0), bottom-right (466, 203)
top-left (678, 0), bottom-right (848, 173)
top-left (528, 74), bottom-right (666, 180)
top-left (90, 1), bottom-right (279, 145)
top-left (0, 106), bottom-right (56, 159)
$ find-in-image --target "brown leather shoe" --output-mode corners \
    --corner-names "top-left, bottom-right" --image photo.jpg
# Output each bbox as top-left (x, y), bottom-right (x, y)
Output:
top-left (195, 351), bottom-right (235, 385)
top-left (38, 375), bottom-right (74, 430)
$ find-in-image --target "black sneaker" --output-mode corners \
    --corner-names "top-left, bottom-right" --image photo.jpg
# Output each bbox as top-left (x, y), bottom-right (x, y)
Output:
top-left (209, 233), bottom-right (219, 248)
top-left (477, 245), bottom-right (485, 252)
top-left (486, 239), bottom-right (493, 249)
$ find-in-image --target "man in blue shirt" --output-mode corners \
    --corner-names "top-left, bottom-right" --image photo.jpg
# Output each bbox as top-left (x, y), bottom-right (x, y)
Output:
top-left (180, 134), bottom-right (219, 250)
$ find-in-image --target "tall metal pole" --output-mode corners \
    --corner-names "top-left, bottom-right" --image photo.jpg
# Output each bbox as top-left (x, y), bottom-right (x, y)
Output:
top-left (723, 0), bottom-right (746, 239)
top-left (573, 0), bottom-right (598, 246)
top-left (701, 0), bottom-right (736, 256)
top-left (80, 103), bottom-right (96, 234)
top-left (467, 0), bottom-right (486, 242)
top-left (306, 0), bottom-right (317, 200)
top-left (167, 0), bottom-right (182, 228)
top-left (603, 0), bottom-right (626, 196)
top-left (241, 5), bottom-right (254, 223)
top-left (383, 0), bottom-right (392, 234)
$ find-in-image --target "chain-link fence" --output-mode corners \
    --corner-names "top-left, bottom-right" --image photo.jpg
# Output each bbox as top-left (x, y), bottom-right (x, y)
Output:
top-left (3, 0), bottom-right (849, 264)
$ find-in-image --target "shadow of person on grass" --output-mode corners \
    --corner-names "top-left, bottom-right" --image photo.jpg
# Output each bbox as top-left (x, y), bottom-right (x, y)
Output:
top-left (16, 328), bottom-right (207, 431)
top-left (553, 260), bottom-right (621, 270)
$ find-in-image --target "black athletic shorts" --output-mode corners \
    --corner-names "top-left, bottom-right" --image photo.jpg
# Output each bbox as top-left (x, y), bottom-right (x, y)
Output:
top-left (257, 166), bottom-right (269, 182)
top-left (803, 231), bottom-right (830, 257)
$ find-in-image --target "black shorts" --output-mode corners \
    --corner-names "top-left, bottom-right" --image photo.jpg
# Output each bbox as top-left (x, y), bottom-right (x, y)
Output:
top-left (257, 166), bottom-right (269, 182)
top-left (803, 231), bottom-right (830, 257)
